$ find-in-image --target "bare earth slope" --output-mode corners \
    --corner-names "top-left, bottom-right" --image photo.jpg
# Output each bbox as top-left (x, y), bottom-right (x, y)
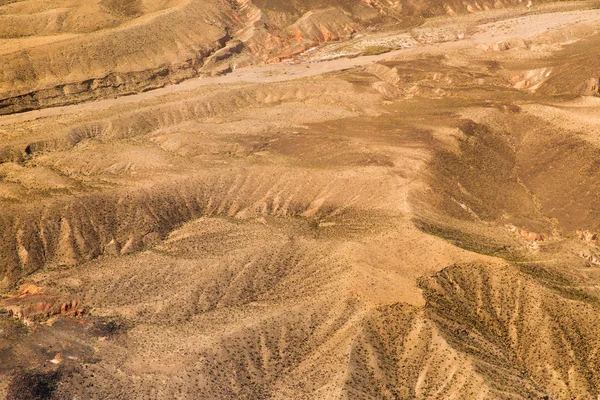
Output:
top-left (2, 1), bottom-right (600, 399)
top-left (0, 0), bottom-right (554, 115)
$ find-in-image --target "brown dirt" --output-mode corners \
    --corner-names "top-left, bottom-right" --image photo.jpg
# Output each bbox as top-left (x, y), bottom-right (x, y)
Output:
top-left (2, 1), bottom-right (600, 399)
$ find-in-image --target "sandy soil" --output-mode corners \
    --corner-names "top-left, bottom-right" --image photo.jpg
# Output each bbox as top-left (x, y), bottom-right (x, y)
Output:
top-left (2, 1), bottom-right (600, 399)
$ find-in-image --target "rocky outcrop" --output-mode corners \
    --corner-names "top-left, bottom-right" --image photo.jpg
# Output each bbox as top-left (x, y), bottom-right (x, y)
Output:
top-left (504, 224), bottom-right (547, 243)
top-left (1, 285), bottom-right (84, 323)
top-left (511, 68), bottom-right (553, 92)
top-left (0, 0), bottom-right (547, 115)
top-left (0, 34), bottom-right (231, 115)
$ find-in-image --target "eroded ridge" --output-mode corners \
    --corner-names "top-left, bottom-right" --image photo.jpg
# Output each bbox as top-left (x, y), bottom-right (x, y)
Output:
top-left (2, 1), bottom-right (600, 399)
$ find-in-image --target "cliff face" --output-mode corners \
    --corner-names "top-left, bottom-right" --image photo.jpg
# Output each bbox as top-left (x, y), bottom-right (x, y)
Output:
top-left (0, 0), bottom-right (547, 115)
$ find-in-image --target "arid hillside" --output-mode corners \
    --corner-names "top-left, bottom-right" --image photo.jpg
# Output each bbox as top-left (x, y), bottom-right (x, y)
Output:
top-left (0, 0), bottom-right (554, 114)
top-left (2, 0), bottom-right (600, 399)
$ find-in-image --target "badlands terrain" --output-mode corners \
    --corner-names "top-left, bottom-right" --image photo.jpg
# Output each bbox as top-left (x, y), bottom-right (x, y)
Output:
top-left (2, 0), bottom-right (600, 398)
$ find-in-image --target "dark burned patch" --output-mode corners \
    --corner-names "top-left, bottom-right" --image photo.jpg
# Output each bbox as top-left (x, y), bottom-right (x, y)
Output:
top-left (0, 313), bottom-right (28, 339)
top-left (7, 368), bottom-right (61, 400)
top-left (89, 317), bottom-right (128, 338)
top-left (0, 316), bottom-right (99, 386)
top-left (0, 316), bottom-right (29, 375)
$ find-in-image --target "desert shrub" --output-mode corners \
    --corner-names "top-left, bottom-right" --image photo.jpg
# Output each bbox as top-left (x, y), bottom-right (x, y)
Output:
top-left (90, 317), bottom-right (127, 337)
top-left (362, 46), bottom-right (391, 56)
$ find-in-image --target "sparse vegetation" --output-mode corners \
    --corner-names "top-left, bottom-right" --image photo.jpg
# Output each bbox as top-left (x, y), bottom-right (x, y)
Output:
top-left (90, 318), bottom-right (127, 337)
top-left (362, 46), bottom-right (392, 56)
top-left (1, 0), bottom-right (600, 398)
top-left (413, 218), bottom-right (527, 261)
top-left (7, 369), bottom-right (61, 400)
